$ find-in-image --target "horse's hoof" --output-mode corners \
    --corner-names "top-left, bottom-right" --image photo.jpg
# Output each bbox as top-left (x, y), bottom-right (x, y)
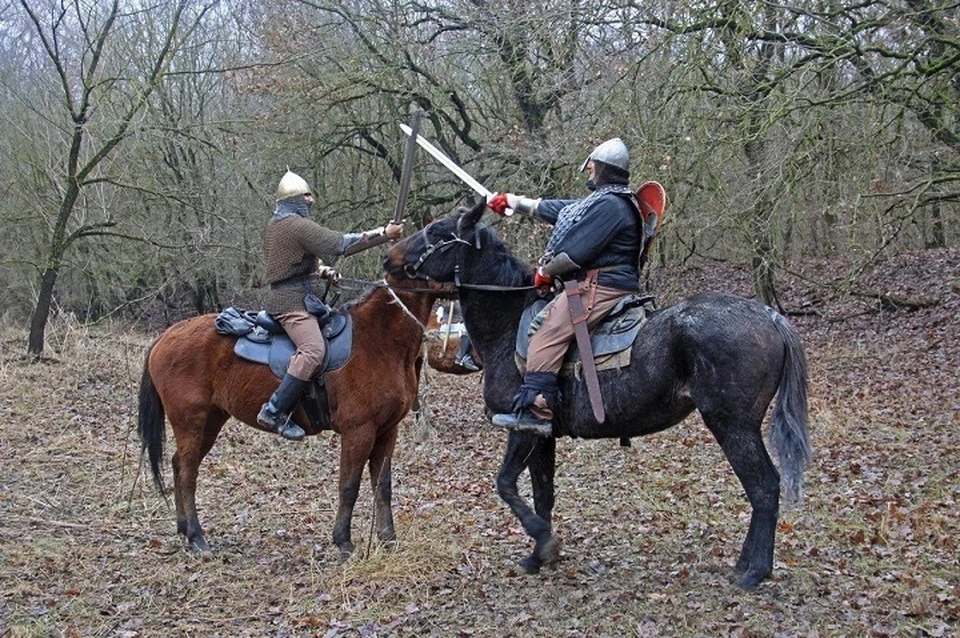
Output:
top-left (188, 537), bottom-right (211, 553)
top-left (520, 555), bottom-right (541, 574)
top-left (378, 539), bottom-right (398, 552)
top-left (733, 568), bottom-right (768, 590)
top-left (337, 543), bottom-right (355, 562)
top-left (538, 536), bottom-right (561, 566)
top-left (734, 557), bottom-right (750, 577)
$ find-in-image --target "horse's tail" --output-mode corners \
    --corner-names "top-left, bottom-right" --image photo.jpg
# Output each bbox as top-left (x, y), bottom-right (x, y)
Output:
top-left (137, 341), bottom-right (166, 494)
top-left (767, 310), bottom-right (811, 508)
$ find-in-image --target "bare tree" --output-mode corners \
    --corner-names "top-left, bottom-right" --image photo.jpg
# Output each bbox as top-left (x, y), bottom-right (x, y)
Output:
top-left (9, 0), bottom-right (218, 357)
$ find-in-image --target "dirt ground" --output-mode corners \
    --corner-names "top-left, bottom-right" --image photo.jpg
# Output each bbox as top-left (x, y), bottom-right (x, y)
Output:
top-left (1, 249), bottom-right (958, 637)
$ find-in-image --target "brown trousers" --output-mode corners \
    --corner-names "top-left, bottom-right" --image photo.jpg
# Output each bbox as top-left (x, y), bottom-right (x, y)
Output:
top-left (526, 280), bottom-right (629, 374)
top-left (276, 311), bottom-right (326, 381)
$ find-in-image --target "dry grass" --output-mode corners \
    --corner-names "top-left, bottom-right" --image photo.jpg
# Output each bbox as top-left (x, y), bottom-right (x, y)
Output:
top-left (2, 251), bottom-right (959, 636)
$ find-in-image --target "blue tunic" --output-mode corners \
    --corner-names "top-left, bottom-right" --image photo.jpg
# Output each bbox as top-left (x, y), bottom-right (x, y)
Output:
top-left (536, 191), bottom-right (641, 292)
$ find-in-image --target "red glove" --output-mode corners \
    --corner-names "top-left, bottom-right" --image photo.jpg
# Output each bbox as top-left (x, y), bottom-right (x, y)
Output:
top-left (534, 269), bottom-right (553, 293)
top-left (487, 193), bottom-right (509, 216)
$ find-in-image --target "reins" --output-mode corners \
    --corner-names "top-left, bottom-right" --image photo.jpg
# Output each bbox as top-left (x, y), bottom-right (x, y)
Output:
top-left (335, 276), bottom-right (441, 294)
top-left (332, 277), bottom-right (443, 335)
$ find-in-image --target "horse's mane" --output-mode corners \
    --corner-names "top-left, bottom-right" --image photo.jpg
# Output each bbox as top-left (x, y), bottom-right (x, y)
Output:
top-left (472, 221), bottom-right (534, 289)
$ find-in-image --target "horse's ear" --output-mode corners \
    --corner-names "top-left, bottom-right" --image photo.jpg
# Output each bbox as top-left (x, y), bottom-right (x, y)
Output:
top-left (464, 198), bottom-right (486, 228)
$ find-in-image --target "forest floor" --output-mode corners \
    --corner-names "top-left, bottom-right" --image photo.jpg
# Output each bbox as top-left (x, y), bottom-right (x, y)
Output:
top-left (1, 248), bottom-right (958, 637)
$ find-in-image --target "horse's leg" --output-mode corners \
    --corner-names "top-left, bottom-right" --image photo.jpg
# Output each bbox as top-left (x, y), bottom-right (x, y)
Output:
top-left (529, 434), bottom-right (556, 523)
top-left (171, 408), bottom-right (228, 552)
top-left (333, 430), bottom-right (376, 558)
top-left (496, 432), bottom-right (559, 574)
top-left (704, 414), bottom-right (780, 589)
top-left (367, 425), bottom-right (400, 546)
top-left (525, 434), bottom-right (559, 572)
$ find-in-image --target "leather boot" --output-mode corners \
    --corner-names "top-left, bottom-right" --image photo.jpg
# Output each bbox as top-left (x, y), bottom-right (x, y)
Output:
top-left (491, 408), bottom-right (552, 435)
top-left (491, 371), bottom-right (558, 436)
top-left (257, 373), bottom-right (307, 441)
top-left (456, 353), bottom-right (480, 372)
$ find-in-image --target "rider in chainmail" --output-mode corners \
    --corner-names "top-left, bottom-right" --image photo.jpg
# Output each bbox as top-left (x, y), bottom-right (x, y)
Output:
top-left (258, 170), bottom-right (404, 441)
top-left (486, 138), bottom-right (643, 435)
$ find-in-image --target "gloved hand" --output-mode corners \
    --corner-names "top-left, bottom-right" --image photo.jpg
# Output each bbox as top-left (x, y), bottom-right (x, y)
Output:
top-left (487, 192), bottom-right (519, 216)
top-left (384, 221), bottom-right (404, 240)
top-left (317, 265), bottom-right (341, 285)
top-left (534, 268), bottom-right (553, 293)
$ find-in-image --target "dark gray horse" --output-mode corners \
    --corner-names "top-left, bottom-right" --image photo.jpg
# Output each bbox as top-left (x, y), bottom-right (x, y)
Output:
top-left (384, 200), bottom-right (811, 588)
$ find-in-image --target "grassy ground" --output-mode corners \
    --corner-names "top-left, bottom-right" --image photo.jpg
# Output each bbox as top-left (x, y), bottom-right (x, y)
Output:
top-left (1, 249), bottom-right (958, 637)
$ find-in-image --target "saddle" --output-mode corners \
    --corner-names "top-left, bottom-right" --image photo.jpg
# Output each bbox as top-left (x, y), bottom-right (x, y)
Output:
top-left (214, 307), bottom-right (354, 431)
top-left (515, 293), bottom-right (654, 377)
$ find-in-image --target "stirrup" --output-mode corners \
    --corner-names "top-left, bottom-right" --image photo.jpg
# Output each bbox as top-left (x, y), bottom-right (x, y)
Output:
top-left (276, 419), bottom-right (306, 441)
top-left (490, 411), bottom-right (552, 436)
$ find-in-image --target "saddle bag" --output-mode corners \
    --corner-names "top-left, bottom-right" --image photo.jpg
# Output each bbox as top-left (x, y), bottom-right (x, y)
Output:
top-left (214, 307), bottom-right (257, 336)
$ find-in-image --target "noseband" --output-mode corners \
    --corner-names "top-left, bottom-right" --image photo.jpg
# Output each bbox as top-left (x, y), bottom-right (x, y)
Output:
top-left (403, 231), bottom-right (474, 281)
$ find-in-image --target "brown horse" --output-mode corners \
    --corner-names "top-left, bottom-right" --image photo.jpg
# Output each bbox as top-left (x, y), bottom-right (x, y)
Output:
top-left (137, 278), bottom-right (444, 555)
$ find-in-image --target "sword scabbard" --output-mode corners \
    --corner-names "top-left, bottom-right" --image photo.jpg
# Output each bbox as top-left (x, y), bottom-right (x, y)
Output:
top-left (563, 279), bottom-right (606, 423)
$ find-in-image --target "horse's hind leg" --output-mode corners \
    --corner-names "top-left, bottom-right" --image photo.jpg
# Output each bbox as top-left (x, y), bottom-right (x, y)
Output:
top-left (367, 426), bottom-right (400, 546)
top-left (496, 432), bottom-right (558, 574)
top-left (171, 408), bottom-right (228, 552)
top-left (704, 415), bottom-right (780, 589)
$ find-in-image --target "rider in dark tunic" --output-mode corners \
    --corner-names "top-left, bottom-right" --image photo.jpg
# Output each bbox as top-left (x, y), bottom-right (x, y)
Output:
top-left (258, 171), bottom-right (403, 440)
top-left (487, 138), bottom-right (642, 435)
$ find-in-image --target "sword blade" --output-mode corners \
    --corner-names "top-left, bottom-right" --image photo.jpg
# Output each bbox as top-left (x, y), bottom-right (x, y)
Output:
top-left (399, 124), bottom-right (515, 217)
top-left (400, 124), bottom-right (490, 197)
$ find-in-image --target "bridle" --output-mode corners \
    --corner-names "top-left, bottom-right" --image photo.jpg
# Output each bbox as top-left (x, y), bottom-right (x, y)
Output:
top-left (403, 219), bottom-right (535, 293)
top-left (403, 230), bottom-right (473, 281)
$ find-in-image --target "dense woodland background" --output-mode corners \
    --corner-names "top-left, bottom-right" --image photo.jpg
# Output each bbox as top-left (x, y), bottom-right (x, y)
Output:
top-left (1, 2), bottom-right (958, 634)
top-left (0, 0), bottom-right (956, 356)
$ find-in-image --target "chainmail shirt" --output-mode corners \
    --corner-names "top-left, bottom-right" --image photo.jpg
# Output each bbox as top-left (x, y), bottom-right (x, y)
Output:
top-left (263, 215), bottom-right (343, 313)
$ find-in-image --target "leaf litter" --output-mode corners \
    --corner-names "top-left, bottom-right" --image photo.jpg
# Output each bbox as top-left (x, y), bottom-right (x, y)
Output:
top-left (0, 248), bottom-right (958, 636)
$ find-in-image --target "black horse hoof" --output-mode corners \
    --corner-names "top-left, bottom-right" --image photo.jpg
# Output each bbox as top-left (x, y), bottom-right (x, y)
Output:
top-left (337, 542), bottom-right (355, 563)
top-left (520, 554), bottom-right (542, 574)
top-left (187, 537), bottom-right (211, 553)
top-left (733, 568), bottom-right (768, 590)
top-left (538, 536), bottom-right (561, 566)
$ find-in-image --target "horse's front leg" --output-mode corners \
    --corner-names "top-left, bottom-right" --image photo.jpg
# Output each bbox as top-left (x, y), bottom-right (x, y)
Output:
top-left (527, 434), bottom-right (559, 568)
top-left (333, 430), bottom-right (375, 559)
top-left (367, 424), bottom-right (400, 546)
top-left (496, 432), bottom-right (559, 574)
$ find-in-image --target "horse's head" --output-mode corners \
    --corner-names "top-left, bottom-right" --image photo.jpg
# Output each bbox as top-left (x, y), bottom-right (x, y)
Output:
top-left (384, 199), bottom-right (529, 289)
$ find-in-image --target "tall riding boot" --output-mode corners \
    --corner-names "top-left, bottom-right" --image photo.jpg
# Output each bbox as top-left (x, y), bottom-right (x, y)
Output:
top-left (257, 373), bottom-right (308, 441)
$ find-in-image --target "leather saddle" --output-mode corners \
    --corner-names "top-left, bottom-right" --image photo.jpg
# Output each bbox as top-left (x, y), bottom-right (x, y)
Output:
top-left (214, 307), bottom-right (354, 433)
top-left (515, 293), bottom-right (654, 373)
top-left (231, 310), bottom-right (353, 379)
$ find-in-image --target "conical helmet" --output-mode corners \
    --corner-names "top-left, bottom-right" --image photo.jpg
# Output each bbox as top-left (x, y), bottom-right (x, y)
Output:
top-left (275, 171), bottom-right (311, 200)
top-left (580, 137), bottom-right (629, 172)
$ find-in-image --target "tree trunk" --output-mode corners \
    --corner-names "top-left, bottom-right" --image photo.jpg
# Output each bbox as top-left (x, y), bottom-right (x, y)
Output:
top-left (928, 202), bottom-right (945, 249)
top-left (28, 184), bottom-right (77, 358)
top-left (752, 253), bottom-right (776, 308)
top-left (28, 266), bottom-right (60, 358)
